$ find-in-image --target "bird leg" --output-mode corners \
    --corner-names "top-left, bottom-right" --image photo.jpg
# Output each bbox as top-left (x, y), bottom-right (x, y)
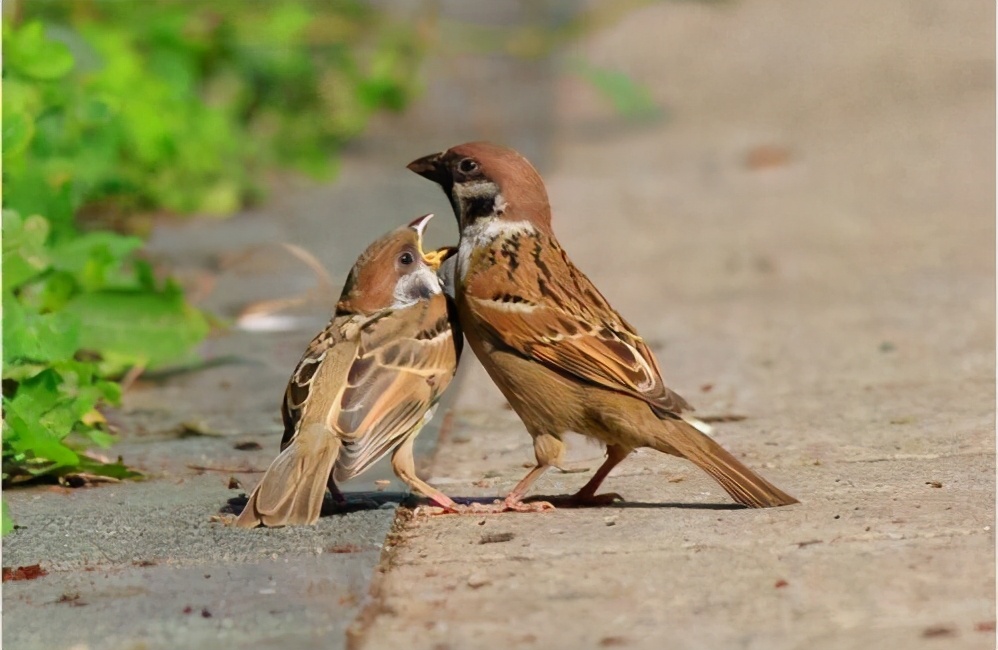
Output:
top-left (391, 435), bottom-right (459, 514)
top-left (500, 464), bottom-right (556, 511)
top-left (567, 444), bottom-right (631, 506)
top-left (498, 432), bottom-right (561, 511)
top-left (326, 474), bottom-right (348, 506)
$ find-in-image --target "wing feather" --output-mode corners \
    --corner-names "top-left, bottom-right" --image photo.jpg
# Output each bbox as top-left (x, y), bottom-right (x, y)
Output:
top-left (464, 233), bottom-right (691, 416)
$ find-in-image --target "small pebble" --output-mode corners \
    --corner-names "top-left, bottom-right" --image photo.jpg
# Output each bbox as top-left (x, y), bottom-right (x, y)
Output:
top-left (467, 572), bottom-right (491, 588)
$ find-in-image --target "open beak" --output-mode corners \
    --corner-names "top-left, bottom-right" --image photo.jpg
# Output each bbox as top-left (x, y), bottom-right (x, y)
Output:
top-left (407, 152), bottom-right (447, 185)
top-left (407, 213), bottom-right (452, 270)
top-left (421, 246), bottom-right (457, 270)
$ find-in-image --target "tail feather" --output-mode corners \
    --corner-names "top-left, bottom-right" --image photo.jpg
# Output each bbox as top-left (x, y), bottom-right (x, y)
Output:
top-left (235, 424), bottom-right (341, 528)
top-left (657, 419), bottom-right (798, 508)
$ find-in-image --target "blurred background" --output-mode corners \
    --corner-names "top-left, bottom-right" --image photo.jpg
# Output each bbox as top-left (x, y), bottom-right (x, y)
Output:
top-left (2, 0), bottom-right (993, 528)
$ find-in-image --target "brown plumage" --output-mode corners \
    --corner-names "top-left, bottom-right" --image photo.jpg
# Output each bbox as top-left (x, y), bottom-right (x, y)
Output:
top-left (235, 215), bottom-right (462, 528)
top-left (407, 143), bottom-right (798, 509)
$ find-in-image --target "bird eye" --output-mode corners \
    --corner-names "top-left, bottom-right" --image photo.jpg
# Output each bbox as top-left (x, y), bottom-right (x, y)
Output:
top-left (458, 158), bottom-right (479, 174)
top-left (399, 252), bottom-right (414, 265)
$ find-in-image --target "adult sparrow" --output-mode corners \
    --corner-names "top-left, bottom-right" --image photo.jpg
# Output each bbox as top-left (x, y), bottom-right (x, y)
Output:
top-left (235, 215), bottom-right (462, 528)
top-left (407, 142), bottom-right (798, 510)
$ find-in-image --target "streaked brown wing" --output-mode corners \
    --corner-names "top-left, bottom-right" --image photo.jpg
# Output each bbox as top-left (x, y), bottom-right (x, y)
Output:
top-left (332, 299), bottom-right (459, 481)
top-left (280, 318), bottom-right (357, 450)
top-left (464, 233), bottom-right (690, 416)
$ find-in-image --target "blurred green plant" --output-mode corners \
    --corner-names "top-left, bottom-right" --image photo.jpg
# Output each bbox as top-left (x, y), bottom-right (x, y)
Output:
top-left (2, 3), bottom-right (426, 534)
top-left (14, 0), bottom-right (425, 216)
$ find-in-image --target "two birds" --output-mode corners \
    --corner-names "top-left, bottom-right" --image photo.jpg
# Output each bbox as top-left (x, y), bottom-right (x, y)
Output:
top-left (235, 142), bottom-right (797, 528)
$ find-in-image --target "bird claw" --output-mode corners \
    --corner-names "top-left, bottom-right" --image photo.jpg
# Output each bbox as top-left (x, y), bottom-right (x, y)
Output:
top-left (503, 497), bottom-right (556, 513)
top-left (444, 498), bottom-right (556, 514)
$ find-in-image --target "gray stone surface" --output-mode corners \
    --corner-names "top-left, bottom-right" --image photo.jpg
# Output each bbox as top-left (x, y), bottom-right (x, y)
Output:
top-left (4, 477), bottom-right (392, 649)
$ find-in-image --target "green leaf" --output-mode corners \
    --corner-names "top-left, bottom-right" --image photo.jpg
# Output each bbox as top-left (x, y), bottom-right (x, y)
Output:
top-left (5, 22), bottom-right (75, 81)
top-left (3, 376), bottom-right (82, 469)
top-left (2, 106), bottom-right (35, 161)
top-left (2, 501), bottom-right (13, 536)
top-left (1, 211), bottom-right (51, 290)
top-left (49, 231), bottom-right (144, 291)
top-left (2, 292), bottom-right (81, 367)
top-left (572, 61), bottom-right (663, 121)
top-left (76, 455), bottom-right (143, 481)
top-left (1, 167), bottom-right (76, 235)
top-left (63, 289), bottom-right (209, 369)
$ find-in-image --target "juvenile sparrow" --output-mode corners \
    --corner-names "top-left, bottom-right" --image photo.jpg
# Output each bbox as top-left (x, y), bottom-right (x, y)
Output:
top-left (235, 215), bottom-right (462, 528)
top-left (407, 143), bottom-right (798, 510)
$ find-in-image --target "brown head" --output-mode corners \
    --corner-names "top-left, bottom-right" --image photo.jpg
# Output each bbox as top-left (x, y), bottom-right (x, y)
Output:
top-left (336, 214), bottom-right (453, 315)
top-left (407, 142), bottom-right (552, 234)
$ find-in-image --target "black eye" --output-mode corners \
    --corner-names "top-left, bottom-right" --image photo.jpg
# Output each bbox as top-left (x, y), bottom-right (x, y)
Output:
top-left (458, 158), bottom-right (479, 174)
top-left (399, 252), bottom-right (414, 265)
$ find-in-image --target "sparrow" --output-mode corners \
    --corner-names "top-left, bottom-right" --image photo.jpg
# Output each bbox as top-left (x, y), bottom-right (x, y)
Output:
top-left (407, 142), bottom-right (798, 510)
top-left (235, 214), bottom-right (462, 528)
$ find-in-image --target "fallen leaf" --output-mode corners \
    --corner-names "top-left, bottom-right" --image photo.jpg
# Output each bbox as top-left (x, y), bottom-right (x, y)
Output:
top-left (774, 579), bottom-right (789, 588)
top-left (926, 481), bottom-right (943, 488)
top-left (233, 441), bottom-right (262, 451)
top-left (745, 145), bottom-right (791, 170)
top-left (479, 532), bottom-right (515, 544)
top-left (60, 473), bottom-right (122, 488)
top-left (922, 626), bottom-right (955, 638)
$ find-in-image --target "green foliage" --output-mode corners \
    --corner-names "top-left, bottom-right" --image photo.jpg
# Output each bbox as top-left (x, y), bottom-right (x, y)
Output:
top-left (1, 206), bottom-right (206, 486)
top-left (1, 24), bottom-right (177, 507)
top-left (2, 5), bottom-right (423, 534)
top-left (14, 1), bottom-right (425, 214)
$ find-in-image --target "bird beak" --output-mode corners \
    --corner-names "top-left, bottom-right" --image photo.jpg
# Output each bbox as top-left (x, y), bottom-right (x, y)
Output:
top-left (407, 152), bottom-right (447, 185)
top-left (408, 213), bottom-right (449, 270)
top-left (421, 246), bottom-right (456, 270)
top-left (408, 212), bottom-right (434, 239)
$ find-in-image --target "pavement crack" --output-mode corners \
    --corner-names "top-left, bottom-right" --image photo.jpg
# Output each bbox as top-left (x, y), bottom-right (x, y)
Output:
top-left (345, 507), bottom-right (415, 650)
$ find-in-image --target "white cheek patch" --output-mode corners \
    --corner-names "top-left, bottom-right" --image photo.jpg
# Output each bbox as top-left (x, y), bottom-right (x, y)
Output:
top-left (453, 180), bottom-right (500, 200)
top-left (392, 266), bottom-right (442, 309)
